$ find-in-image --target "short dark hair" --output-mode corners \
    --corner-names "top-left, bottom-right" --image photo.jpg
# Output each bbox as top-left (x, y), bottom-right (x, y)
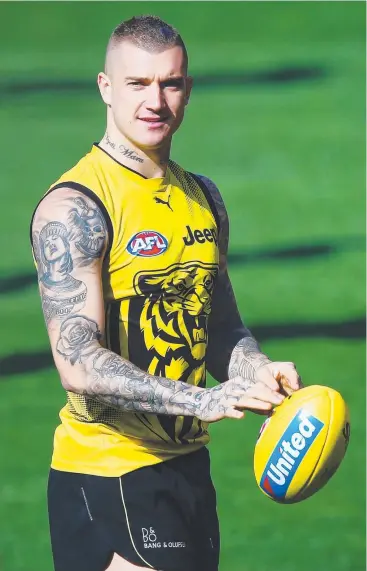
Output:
top-left (107, 15), bottom-right (188, 70)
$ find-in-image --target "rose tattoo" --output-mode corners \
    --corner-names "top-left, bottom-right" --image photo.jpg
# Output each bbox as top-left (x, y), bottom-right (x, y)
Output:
top-left (57, 315), bottom-right (101, 365)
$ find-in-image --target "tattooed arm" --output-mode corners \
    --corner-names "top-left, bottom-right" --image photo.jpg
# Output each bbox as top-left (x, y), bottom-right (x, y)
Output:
top-left (31, 187), bottom-right (283, 422)
top-left (202, 175), bottom-right (302, 392)
top-left (200, 175), bottom-right (273, 382)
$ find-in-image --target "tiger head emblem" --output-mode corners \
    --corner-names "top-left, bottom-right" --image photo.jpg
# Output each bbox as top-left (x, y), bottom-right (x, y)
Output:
top-left (133, 262), bottom-right (218, 385)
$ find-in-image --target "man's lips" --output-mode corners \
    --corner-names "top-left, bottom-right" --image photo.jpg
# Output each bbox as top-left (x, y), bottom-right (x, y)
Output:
top-left (139, 117), bottom-right (170, 128)
top-left (139, 117), bottom-right (168, 122)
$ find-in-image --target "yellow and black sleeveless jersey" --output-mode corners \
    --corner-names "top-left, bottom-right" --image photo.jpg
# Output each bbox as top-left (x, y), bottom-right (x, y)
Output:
top-left (38, 144), bottom-right (221, 477)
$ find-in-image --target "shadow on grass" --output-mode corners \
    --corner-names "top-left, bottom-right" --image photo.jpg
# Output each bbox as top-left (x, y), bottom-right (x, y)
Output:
top-left (0, 272), bottom-right (37, 294)
top-left (0, 317), bottom-right (364, 377)
top-left (1, 66), bottom-right (326, 99)
top-left (1, 237), bottom-right (365, 295)
top-left (228, 236), bottom-right (365, 264)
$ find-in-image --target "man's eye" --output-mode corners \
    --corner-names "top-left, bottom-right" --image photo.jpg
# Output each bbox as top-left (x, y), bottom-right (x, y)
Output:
top-left (128, 81), bottom-right (143, 87)
top-left (163, 80), bottom-right (183, 89)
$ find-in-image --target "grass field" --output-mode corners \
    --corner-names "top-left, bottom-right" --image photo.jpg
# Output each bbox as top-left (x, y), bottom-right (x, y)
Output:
top-left (0, 2), bottom-right (365, 571)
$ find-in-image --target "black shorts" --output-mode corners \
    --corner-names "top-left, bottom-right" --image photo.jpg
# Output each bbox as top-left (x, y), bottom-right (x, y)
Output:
top-left (48, 447), bottom-right (220, 571)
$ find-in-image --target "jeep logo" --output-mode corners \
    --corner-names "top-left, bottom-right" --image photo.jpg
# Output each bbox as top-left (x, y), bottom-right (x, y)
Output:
top-left (183, 225), bottom-right (218, 246)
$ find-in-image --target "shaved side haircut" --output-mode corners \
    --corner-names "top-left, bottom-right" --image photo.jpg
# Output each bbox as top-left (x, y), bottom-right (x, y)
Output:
top-left (106, 14), bottom-right (188, 71)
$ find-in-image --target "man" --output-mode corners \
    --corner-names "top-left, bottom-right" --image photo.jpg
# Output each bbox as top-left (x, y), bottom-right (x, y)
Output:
top-left (31, 15), bottom-right (301, 571)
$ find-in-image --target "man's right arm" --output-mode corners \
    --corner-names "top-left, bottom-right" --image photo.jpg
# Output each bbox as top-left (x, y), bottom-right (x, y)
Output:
top-left (32, 187), bottom-right (282, 422)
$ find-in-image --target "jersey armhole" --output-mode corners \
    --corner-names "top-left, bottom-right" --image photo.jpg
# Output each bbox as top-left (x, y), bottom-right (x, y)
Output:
top-left (29, 181), bottom-right (114, 260)
top-left (188, 172), bottom-right (221, 235)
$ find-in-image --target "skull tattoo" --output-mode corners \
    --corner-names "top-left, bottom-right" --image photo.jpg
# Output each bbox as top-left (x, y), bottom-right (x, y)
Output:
top-left (68, 197), bottom-right (107, 263)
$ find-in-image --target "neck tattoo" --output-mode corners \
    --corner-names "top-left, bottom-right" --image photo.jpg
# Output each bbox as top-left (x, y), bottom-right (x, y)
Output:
top-left (104, 133), bottom-right (144, 163)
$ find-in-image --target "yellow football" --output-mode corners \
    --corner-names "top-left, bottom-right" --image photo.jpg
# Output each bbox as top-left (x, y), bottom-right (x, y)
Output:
top-left (254, 385), bottom-right (350, 503)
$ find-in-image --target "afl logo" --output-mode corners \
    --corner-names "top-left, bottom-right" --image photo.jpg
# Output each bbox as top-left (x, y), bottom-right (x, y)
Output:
top-left (127, 230), bottom-right (168, 257)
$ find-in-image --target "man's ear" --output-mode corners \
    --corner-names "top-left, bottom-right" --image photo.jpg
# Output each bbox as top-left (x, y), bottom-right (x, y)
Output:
top-left (97, 72), bottom-right (112, 106)
top-left (185, 76), bottom-right (193, 105)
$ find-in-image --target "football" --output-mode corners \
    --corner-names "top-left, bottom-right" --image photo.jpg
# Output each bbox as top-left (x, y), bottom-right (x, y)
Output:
top-left (254, 385), bottom-right (350, 503)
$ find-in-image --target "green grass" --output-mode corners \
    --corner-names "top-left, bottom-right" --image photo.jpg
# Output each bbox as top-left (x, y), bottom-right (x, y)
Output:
top-left (0, 2), bottom-right (365, 571)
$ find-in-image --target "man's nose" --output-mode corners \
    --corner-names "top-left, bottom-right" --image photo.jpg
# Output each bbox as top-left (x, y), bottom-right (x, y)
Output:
top-left (145, 84), bottom-right (165, 111)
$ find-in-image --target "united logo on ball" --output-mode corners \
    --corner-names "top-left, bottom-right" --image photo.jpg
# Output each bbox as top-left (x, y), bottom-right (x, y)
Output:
top-left (259, 410), bottom-right (324, 499)
top-left (127, 230), bottom-right (168, 257)
top-left (254, 385), bottom-right (350, 503)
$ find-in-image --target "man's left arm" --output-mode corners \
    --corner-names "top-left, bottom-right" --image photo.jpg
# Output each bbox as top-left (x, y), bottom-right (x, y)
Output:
top-left (199, 175), bottom-right (302, 393)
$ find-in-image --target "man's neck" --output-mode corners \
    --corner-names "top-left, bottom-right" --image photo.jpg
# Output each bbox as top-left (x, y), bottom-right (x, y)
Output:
top-left (98, 131), bottom-right (170, 179)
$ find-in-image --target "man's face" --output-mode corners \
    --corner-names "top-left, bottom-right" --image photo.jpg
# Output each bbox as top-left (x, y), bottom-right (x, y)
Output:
top-left (99, 42), bottom-right (192, 150)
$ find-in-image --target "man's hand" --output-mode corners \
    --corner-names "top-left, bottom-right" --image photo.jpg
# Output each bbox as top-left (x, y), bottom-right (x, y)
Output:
top-left (255, 361), bottom-right (303, 396)
top-left (196, 377), bottom-right (285, 422)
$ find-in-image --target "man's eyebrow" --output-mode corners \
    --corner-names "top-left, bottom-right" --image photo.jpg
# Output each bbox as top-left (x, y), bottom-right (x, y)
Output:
top-left (124, 76), bottom-right (148, 82)
top-left (164, 75), bottom-right (185, 81)
top-left (124, 75), bottom-right (185, 82)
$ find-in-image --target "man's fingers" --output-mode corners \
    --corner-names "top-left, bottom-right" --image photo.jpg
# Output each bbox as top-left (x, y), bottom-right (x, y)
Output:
top-left (235, 397), bottom-right (273, 412)
top-left (225, 408), bottom-right (245, 420)
top-left (248, 382), bottom-right (285, 405)
top-left (274, 373), bottom-right (293, 396)
top-left (241, 382), bottom-right (285, 406)
top-left (256, 367), bottom-right (280, 391)
top-left (272, 362), bottom-right (302, 391)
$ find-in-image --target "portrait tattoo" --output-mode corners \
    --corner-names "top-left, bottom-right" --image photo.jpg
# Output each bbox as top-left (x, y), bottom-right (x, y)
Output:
top-left (57, 315), bottom-right (101, 365)
top-left (36, 221), bottom-right (87, 323)
top-left (67, 196), bottom-right (107, 264)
